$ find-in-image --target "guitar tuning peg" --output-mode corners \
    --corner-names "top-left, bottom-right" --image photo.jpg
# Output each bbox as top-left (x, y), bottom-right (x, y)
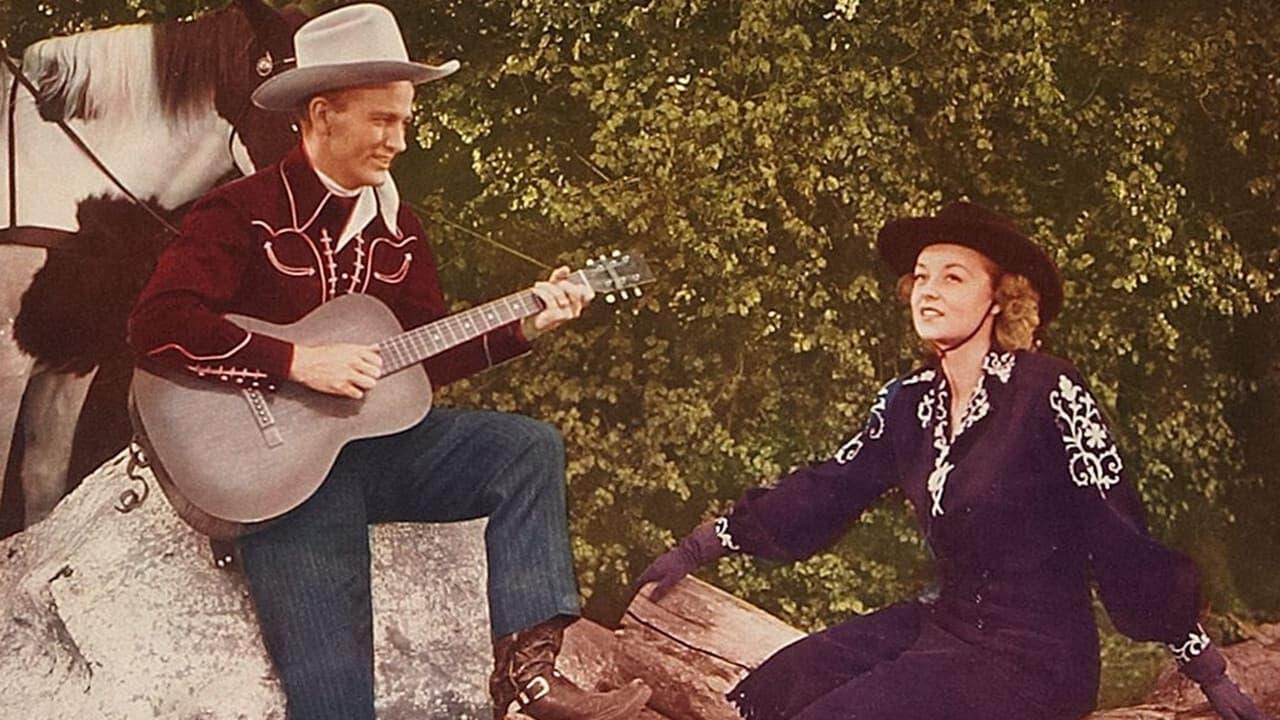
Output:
top-left (611, 249), bottom-right (621, 257)
top-left (586, 258), bottom-right (595, 266)
top-left (634, 287), bottom-right (643, 296)
top-left (620, 290), bottom-right (630, 300)
top-left (605, 294), bottom-right (616, 304)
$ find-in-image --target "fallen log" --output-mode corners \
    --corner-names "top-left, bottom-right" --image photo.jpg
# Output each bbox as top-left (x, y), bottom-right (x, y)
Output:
top-left (571, 576), bottom-right (1280, 720)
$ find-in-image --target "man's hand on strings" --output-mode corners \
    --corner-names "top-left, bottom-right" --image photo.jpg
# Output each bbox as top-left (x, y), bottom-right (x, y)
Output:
top-left (289, 343), bottom-right (382, 399)
top-left (523, 265), bottom-right (594, 340)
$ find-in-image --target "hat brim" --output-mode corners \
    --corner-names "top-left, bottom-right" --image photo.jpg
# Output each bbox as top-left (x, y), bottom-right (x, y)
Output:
top-left (251, 59), bottom-right (460, 111)
top-left (876, 215), bottom-right (1064, 326)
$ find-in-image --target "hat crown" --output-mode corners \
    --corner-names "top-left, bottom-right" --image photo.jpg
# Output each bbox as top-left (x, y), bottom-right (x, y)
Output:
top-left (294, 4), bottom-right (410, 69)
top-left (250, 3), bottom-right (459, 111)
top-left (936, 200), bottom-right (1023, 237)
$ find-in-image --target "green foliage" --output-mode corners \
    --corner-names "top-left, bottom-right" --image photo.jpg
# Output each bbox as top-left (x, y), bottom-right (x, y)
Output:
top-left (396, 0), bottom-right (1278, 599)
top-left (392, 0), bottom-right (1280, 704)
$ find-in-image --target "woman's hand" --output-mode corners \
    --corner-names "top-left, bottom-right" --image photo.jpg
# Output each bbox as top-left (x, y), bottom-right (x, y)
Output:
top-left (1180, 645), bottom-right (1274, 720)
top-left (1201, 676), bottom-right (1273, 720)
top-left (635, 521), bottom-right (728, 602)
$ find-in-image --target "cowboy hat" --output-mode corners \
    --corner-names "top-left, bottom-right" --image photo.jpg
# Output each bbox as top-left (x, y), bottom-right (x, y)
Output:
top-left (251, 3), bottom-right (458, 111)
top-left (876, 200), bottom-right (1064, 326)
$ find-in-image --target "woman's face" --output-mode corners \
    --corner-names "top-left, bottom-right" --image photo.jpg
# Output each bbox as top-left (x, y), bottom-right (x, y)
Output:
top-left (910, 243), bottom-right (999, 348)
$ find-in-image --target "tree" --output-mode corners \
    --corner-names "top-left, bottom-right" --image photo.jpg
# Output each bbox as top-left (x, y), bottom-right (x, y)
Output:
top-left (395, 0), bottom-right (1279, 704)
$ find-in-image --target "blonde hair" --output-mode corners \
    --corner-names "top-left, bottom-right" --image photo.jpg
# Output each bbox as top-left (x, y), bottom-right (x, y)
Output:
top-left (896, 271), bottom-right (1042, 353)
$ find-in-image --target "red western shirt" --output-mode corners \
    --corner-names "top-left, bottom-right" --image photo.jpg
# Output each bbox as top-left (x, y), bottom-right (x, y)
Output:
top-left (128, 144), bottom-right (530, 390)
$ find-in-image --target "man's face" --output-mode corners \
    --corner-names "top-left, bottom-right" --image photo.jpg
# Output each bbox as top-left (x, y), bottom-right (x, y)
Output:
top-left (308, 81), bottom-right (414, 188)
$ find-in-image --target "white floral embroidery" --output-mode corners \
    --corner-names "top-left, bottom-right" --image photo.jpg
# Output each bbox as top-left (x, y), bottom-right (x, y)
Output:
top-left (1049, 374), bottom-right (1123, 497)
top-left (922, 374), bottom-right (992, 516)
top-left (1168, 625), bottom-right (1211, 665)
top-left (982, 352), bottom-right (1016, 384)
top-left (713, 517), bottom-right (740, 551)
top-left (902, 368), bottom-right (937, 386)
top-left (918, 385), bottom-right (944, 429)
top-left (926, 387), bottom-right (953, 516)
top-left (956, 385), bottom-right (990, 436)
top-left (835, 380), bottom-right (893, 464)
top-left (927, 454), bottom-right (955, 516)
top-left (834, 431), bottom-right (866, 465)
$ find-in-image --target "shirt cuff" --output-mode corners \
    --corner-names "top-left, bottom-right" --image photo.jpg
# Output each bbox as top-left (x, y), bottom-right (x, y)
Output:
top-left (1169, 624), bottom-right (1228, 687)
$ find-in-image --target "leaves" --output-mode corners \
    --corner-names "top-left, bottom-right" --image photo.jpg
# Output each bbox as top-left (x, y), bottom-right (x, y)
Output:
top-left (400, 0), bottom-right (1279, 701)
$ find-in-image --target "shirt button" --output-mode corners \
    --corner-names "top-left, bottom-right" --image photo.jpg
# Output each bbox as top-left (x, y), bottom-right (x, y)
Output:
top-left (976, 618), bottom-right (985, 630)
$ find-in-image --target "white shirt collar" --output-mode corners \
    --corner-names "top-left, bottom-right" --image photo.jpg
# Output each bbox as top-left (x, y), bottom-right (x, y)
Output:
top-left (311, 165), bottom-right (401, 251)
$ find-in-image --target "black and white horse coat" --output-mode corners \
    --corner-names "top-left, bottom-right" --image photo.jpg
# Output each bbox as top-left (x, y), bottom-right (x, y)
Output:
top-left (0, 0), bottom-right (302, 527)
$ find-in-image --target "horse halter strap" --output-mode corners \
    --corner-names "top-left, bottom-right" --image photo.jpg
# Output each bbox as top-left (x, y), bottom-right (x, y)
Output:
top-left (0, 42), bottom-right (183, 238)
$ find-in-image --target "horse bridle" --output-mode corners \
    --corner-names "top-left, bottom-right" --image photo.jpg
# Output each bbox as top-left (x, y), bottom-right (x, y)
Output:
top-left (225, 47), bottom-right (297, 178)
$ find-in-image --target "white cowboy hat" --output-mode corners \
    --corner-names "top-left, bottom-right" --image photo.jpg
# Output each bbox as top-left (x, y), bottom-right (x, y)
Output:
top-left (251, 3), bottom-right (459, 111)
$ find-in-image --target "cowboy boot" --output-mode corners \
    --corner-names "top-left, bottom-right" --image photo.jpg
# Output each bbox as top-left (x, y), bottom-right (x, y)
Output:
top-left (490, 616), bottom-right (651, 720)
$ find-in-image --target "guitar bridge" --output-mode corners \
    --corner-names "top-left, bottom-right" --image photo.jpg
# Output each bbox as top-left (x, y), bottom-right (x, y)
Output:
top-left (242, 388), bottom-right (284, 448)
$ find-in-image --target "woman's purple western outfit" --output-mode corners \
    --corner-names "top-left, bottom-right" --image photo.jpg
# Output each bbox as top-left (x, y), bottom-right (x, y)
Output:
top-left (720, 350), bottom-right (1209, 720)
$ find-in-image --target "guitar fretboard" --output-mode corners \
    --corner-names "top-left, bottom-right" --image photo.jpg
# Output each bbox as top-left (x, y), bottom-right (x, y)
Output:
top-left (377, 289), bottom-right (548, 375)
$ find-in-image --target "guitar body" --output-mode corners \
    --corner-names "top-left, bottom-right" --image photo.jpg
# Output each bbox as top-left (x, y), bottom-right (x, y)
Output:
top-left (130, 294), bottom-right (433, 538)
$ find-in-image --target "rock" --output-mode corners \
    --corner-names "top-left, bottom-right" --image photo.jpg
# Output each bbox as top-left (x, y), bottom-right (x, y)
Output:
top-left (0, 449), bottom-right (494, 719)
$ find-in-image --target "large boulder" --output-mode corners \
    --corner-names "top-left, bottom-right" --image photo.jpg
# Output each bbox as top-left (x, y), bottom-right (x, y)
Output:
top-left (0, 450), bottom-right (494, 719)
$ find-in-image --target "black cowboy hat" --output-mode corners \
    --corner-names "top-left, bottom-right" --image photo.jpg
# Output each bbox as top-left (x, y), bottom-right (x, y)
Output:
top-left (876, 200), bottom-right (1063, 326)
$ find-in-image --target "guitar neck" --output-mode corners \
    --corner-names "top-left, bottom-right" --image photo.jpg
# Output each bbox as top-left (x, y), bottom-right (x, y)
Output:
top-left (376, 271), bottom-right (585, 375)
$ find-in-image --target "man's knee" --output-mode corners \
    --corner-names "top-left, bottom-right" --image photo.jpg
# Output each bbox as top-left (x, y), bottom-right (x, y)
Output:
top-left (523, 417), bottom-right (565, 464)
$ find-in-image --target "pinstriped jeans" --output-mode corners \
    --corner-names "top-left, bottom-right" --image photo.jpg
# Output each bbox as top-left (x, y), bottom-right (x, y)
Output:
top-left (236, 407), bottom-right (582, 720)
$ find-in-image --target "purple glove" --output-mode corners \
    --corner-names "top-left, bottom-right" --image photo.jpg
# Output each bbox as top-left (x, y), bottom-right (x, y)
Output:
top-left (636, 520), bottom-right (730, 602)
top-left (1181, 646), bottom-right (1274, 720)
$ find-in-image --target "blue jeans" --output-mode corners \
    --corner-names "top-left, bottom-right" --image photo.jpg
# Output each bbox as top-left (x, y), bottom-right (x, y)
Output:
top-left (237, 408), bottom-right (582, 720)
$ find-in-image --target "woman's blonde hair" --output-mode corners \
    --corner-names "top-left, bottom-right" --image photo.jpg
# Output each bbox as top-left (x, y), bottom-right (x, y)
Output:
top-left (896, 271), bottom-right (1041, 353)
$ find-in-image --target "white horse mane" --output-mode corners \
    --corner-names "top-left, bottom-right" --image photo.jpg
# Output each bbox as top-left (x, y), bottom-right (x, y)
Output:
top-left (17, 5), bottom-right (253, 130)
top-left (22, 23), bottom-right (178, 126)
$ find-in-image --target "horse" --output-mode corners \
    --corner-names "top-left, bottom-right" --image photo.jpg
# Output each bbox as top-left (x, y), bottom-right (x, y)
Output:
top-left (0, 0), bottom-right (306, 528)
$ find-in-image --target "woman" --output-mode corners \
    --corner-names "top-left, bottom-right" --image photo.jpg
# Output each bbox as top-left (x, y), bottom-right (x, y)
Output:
top-left (637, 201), bottom-right (1270, 720)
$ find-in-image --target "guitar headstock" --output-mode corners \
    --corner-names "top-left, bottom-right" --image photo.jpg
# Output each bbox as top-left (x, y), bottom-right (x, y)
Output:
top-left (580, 251), bottom-right (656, 304)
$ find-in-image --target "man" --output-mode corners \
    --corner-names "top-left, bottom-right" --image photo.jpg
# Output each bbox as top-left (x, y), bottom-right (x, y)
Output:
top-left (127, 5), bottom-right (651, 719)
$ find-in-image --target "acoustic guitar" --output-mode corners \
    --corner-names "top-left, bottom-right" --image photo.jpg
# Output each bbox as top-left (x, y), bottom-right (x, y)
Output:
top-left (129, 252), bottom-right (654, 539)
